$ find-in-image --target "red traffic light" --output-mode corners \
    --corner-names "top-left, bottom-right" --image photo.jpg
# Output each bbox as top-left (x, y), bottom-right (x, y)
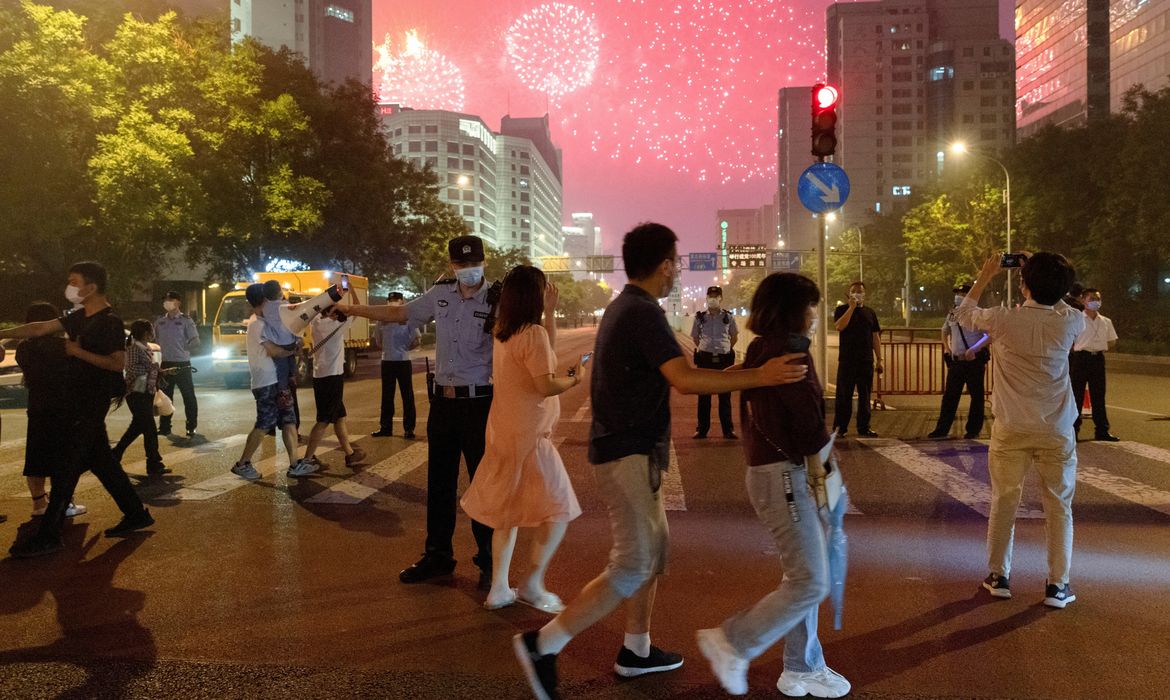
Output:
top-left (814, 85), bottom-right (839, 110)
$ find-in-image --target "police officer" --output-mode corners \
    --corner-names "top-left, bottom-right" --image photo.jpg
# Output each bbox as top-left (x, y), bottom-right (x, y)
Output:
top-left (373, 292), bottom-right (421, 439)
top-left (154, 291), bottom-right (200, 438)
top-left (929, 283), bottom-right (990, 440)
top-left (333, 235), bottom-right (497, 589)
top-left (690, 285), bottom-right (738, 439)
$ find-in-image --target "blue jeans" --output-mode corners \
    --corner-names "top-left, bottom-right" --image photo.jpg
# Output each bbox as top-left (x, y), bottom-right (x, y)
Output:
top-left (723, 461), bottom-right (830, 672)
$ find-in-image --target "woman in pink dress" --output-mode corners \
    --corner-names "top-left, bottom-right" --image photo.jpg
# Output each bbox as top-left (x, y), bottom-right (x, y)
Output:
top-left (462, 265), bottom-right (588, 612)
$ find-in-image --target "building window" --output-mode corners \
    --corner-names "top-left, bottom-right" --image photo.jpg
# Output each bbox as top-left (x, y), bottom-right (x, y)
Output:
top-left (521, 206), bottom-right (530, 215)
top-left (231, 17), bottom-right (241, 32)
top-left (462, 190), bottom-right (474, 201)
top-left (520, 165), bottom-right (530, 175)
top-left (463, 206), bottom-right (475, 216)
top-left (962, 114), bottom-right (974, 124)
top-left (424, 141), bottom-right (438, 152)
top-left (876, 105), bottom-right (884, 115)
top-left (447, 142), bottom-right (460, 153)
top-left (520, 192), bottom-right (530, 202)
top-left (462, 144), bottom-right (475, 156)
top-left (408, 125), bottom-right (421, 134)
top-left (424, 157), bottom-right (437, 168)
top-left (892, 104), bottom-right (912, 115)
top-left (393, 143), bottom-right (403, 154)
top-left (447, 188), bottom-right (459, 199)
top-left (324, 5), bottom-right (355, 22)
top-left (424, 125), bottom-right (438, 134)
top-left (892, 185), bottom-right (912, 196)
top-left (928, 66), bottom-right (953, 81)
top-left (408, 142), bottom-right (421, 153)
top-left (462, 159), bottom-right (474, 170)
top-left (520, 151), bottom-right (530, 159)
top-left (893, 71), bottom-right (913, 82)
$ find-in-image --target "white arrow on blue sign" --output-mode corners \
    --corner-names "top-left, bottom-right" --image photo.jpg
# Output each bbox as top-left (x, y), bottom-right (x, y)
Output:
top-left (798, 162), bottom-right (850, 214)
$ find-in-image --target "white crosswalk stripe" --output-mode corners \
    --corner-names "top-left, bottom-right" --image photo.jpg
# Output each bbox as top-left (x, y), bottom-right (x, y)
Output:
top-left (1099, 439), bottom-right (1170, 465)
top-left (305, 442), bottom-right (428, 505)
top-left (571, 398), bottom-right (591, 423)
top-left (1077, 465), bottom-right (1170, 517)
top-left (0, 437), bottom-right (27, 451)
top-left (869, 439), bottom-right (1045, 519)
top-left (663, 441), bottom-right (686, 511)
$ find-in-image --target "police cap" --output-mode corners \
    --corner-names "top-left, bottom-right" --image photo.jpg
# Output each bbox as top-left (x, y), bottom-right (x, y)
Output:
top-left (448, 235), bottom-right (485, 263)
top-left (707, 286), bottom-right (723, 297)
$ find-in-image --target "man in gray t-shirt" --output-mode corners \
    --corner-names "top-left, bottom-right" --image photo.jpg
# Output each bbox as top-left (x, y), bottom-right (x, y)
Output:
top-left (154, 291), bottom-right (200, 437)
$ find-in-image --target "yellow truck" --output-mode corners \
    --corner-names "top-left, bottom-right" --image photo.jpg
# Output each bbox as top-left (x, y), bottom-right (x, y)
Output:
top-left (210, 270), bottom-right (371, 388)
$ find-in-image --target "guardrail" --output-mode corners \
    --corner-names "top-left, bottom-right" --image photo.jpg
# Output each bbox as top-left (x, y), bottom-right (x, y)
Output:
top-left (873, 327), bottom-right (993, 410)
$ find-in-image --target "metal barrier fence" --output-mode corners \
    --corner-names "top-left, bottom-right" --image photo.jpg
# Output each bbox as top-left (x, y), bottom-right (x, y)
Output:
top-left (872, 328), bottom-right (993, 410)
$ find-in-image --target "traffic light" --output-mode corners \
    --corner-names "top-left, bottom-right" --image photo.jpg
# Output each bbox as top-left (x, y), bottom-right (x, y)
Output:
top-left (811, 83), bottom-right (839, 159)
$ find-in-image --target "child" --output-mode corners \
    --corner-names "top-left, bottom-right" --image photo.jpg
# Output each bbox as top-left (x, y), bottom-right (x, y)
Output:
top-left (16, 302), bottom-right (86, 518)
top-left (112, 320), bottom-right (168, 475)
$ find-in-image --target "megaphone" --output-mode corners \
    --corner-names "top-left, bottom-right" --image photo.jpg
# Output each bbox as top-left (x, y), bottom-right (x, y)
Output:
top-left (278, 285), bottom-right (344, 335)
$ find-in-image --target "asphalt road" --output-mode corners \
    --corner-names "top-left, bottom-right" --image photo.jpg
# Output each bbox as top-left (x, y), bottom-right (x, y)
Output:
top-left (1, 326), bottom-right (1168, 699)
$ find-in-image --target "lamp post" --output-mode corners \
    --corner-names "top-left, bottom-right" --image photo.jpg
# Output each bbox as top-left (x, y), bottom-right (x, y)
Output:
top-left (950, 142), bottom-right (1012, 305)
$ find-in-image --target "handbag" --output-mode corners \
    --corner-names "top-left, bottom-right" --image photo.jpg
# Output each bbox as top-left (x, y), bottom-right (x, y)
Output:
top-left (153, 390), bottom-right (174, 417)
top-left (806, 433), bottom-right (844, 511)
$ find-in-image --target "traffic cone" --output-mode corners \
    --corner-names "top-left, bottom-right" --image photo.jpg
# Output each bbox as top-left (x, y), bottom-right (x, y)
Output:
top-left (1081, 389), bottom-right (1092, 419)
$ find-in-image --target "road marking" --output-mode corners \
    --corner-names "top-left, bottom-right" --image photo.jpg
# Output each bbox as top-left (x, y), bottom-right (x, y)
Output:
top-left (1099, 440), bottom-right (1170, 465)
top-left (0, 438), bottom-right (26, 451)
top-left (571, 398), bottom-right (591, 423)
top-left (305, 442), bottom-right (429, 505)
top-left (1106, 404), bottom-right (1167, 417)
top-left (158, 437), bottom-right (355, 501)
top-left (869, 440), bottom-right (1044, 519)
top-left (11, 434), bottom-right (252, 497)
top-left (663, 441), bottom-right (686, 511)
top-left (1077, 465), bottom-right (1170, 517)
top-left (0, 457), bottom-right (25, 479)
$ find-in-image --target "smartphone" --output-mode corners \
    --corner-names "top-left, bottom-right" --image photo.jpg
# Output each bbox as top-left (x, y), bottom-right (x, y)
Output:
top-left (1000, 253), bottom-right (1026, 268)
top-left (569, 352), bottom-right (593, 377)
top-left (340, 274), bottom-right (350, 291)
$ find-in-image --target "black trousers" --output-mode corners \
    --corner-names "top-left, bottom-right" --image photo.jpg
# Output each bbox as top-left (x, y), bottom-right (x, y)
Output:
top-left (38, 399), bottom-right (145, 539)
top-left (933, 357), bottom-right (987, 436)
top-left (425, 395), bottom-right (493, 570)
top-left (158, 361), bottom-right (197, 433)
top-left (834, 358), bottom-right (874, 432)
top-left (380, 360), bottom-right (416, 432)
top-left (1070, 351), bottom-right (1110, 435)
top-left (695, 351), bottom-right (735, 435)
top-left (114, 393), bottom-right (165, 469)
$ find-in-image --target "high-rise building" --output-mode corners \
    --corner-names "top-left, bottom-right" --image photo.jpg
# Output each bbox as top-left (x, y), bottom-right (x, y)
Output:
top-left (562, 212), bottom-right (601, 258)
top-left (1111, 0), bottom-right (1170, 111)
top-left (826, 0), bottom-right (1014, 226)
top-left (231, 0), bottom-right (373, 89)
top-left (778, 86), bottom-right (821, 254)
top-left (379, 105), bottom-right (564, 260)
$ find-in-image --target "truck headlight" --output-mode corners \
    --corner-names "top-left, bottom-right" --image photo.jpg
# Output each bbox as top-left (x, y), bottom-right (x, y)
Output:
top-left (212, 347), bottom-right (231, 360)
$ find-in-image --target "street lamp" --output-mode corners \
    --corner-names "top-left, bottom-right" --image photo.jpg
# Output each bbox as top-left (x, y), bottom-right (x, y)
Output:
top-left (950, 141), bottom-right (1013, 305)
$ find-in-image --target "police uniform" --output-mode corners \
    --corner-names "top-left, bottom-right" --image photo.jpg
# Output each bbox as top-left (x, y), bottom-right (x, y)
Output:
top-left (153, 301), bottom-right (200, 436)
top-left (930, 283), bottom-right (989, 439)
top-left (399, 235), bottom-right (498, 585)
top-left (690, 286), bottom-right (738, 438)
top-left (375, 306), bottom-right (421, 438)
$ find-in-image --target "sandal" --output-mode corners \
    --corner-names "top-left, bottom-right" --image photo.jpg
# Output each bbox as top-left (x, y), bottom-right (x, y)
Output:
top-left (30, 493), bottom-right (48, 517)
top-left (483, 588), bottom-right (518, 611)
top-left (517, 590), bottom-right (566, 614)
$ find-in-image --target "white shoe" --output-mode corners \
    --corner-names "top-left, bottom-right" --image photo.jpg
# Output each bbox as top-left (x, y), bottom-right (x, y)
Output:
top-left (231, 461), bottom-right (261, 480)
top-left (696, 627), bottom-right (748, 695)
top-left (286, 458), bottom-right (319, 478)
top-left (65, 503), bottom-right (87, 518)
top-left (777, 667), bottom-right (852, 698)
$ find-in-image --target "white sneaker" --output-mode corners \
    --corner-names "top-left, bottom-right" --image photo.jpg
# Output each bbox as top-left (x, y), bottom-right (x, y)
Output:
top-left (65, 503), bottom-right (87, 518)
top-left (696, 627), bottom-right (748, 695)
top-left (286, 458), bottom-right (319, 478)
top-left (231, 461), bottom-right (261, 481)
top-left (777, 667), bottom-right (852, 698)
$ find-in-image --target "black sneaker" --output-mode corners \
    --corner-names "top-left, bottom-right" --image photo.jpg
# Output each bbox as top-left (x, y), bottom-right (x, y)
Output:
top-left (404, 430), bottom-right (416, 439)
top-left (1044, 582), bottom-right (1076, 608)
top-left (927, 430), bottom-right (948, 439)
top-left (398, 554), bottom-right (456, 584)
top-left (857, 429), bottom-right (879, 438)
top-left (9, 533), bottom-right (65, 559)
top-left (613, 645), bottom-right (684, 678)
top-left (372, 429), bottom-right (393, 438)
top-left (722, 432), bottom-right (738, 440)
top-left (512, 631), bottom-right (560, 700)
top-left (157, 428), bottom-right (172, 436)
top-left (982, 573), bottom-right (1012, 599)
top-left (1095, 433), bottom-right (1120, 442)
top-left (692, 431), bottom-right (707, 440)
top-left (104, 509), bottom-right (155, 537)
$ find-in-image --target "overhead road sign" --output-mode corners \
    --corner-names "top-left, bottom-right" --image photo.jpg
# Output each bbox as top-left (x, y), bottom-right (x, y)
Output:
top-left (689, 252), bottom-right (719, 271)
top-left (771, 252), bottom-right (803, 271)
top-left (728, 244), bottom-right (768, 269)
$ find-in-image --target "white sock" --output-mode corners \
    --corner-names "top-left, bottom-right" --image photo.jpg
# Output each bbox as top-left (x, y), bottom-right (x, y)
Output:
top-left (537, 619), bottom-right (572, 656)
top-left (624, 632), bottom-right (651, 657)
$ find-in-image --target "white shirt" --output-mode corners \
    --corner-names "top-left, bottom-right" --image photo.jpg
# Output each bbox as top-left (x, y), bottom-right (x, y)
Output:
top-left (246, 315), bottom-right (277, 390)
top-left (1072, 312), bottom-right (1117, 352)
top-left (311, 316), bottom-right (352, 378)
top-left (957, 298), bottom-right (1085, 435)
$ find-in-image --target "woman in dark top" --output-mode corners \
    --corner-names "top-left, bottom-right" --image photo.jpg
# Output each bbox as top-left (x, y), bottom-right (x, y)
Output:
top-left (16, 302), bottom-right (86, 519)
top-left (112, 320), bottom-right (168, 475)
top-left (696, 273), bottom-right (851, 698)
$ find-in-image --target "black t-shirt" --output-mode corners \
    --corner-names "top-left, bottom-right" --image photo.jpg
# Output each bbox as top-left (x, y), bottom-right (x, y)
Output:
top-left (588, 285), bottom-right (684, 466)
top-left (15, 336), bottom-right (69, 414)
top-left (60, 307), bottom-right (126, 405)
top-left (833, 304), bottom-right (881, 362)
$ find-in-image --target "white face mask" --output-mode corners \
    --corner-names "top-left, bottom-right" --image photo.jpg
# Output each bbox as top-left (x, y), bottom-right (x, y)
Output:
top-left (707, 297), bottom-right (720, 310)
top-left (64, 285), bottom-right (85, 305)
top-left (850, 292), bottom-right (865, 303)
top-left (164, 300), bottom-right (179, 313)
top-left (1085, 300), bottom-right (1101, 311)
top-left (806, 314), bottom-right (819, 338)
top-left (454, 266), bottom-right (484, 287)
top-left (954, 295), bottom-right (965, 306)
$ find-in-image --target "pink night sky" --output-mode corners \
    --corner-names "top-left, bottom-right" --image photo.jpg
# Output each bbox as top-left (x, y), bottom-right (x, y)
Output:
top-left (372, 0), bottom-right (1014, 261)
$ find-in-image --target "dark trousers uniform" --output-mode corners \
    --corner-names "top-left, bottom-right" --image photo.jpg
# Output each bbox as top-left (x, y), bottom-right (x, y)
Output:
top-left (834, 358), bottom-right (874, 433)
top-left (1070, 350), bottom-right (1110, 436)
top-left (39, 400), bottom-right (145, 539)
top-left (932, 354), bottom-right (988, 436)
top-left (158, 361), bottom-right (197, 433)
top-left (380, 360), bottom-right (416, 433)
top-left (695, 350), bottom-right (735, 436)
top-left (426, 394), bottom-right (493, 571)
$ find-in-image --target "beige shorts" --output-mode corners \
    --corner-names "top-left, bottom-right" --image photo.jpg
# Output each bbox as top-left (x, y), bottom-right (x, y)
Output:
top-left (594, 454), bottom-right (670, 597)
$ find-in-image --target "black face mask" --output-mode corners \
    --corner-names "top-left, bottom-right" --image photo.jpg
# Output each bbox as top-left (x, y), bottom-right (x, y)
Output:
top-left (787, 333), bottom-right (811, 354)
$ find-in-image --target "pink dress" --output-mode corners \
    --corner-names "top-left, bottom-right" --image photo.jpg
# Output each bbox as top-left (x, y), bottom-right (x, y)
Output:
top-left (461, 324), bottom-right (582, 530)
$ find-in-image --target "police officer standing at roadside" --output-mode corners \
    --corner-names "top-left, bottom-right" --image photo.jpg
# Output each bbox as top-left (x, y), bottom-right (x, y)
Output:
top-left (154, 291), bottom-right (200, 439)
top-left (332, 235), bottom-right (498, 589)
top-left (373, 292), bottom-right (421, 439)
top-left (690, 285), bottom-right (738, 439)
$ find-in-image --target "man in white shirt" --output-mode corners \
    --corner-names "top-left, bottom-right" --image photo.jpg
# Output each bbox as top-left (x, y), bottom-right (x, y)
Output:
top-left (230, 284), bottom-right (302, 481)
top-left (956, 252), bottom-right (1084, 609)
top-left (1070, 287), bottom-right (1119, 442)
top-left (299, 312), bottom-right (366, 471)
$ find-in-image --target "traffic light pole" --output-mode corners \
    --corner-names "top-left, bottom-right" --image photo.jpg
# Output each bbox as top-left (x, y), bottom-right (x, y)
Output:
top-left (817, 211), bottom-right (828, 377)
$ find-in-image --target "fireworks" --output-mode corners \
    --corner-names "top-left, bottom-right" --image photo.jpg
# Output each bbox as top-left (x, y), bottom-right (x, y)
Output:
top-left (506, 3), bottom-right (602, 102)
top-left (375, 30), bottom-right (466, 112)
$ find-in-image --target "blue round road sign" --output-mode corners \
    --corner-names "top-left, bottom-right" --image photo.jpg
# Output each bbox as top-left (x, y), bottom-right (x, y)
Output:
top-left (798, 162), bottom-right (850, 214)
